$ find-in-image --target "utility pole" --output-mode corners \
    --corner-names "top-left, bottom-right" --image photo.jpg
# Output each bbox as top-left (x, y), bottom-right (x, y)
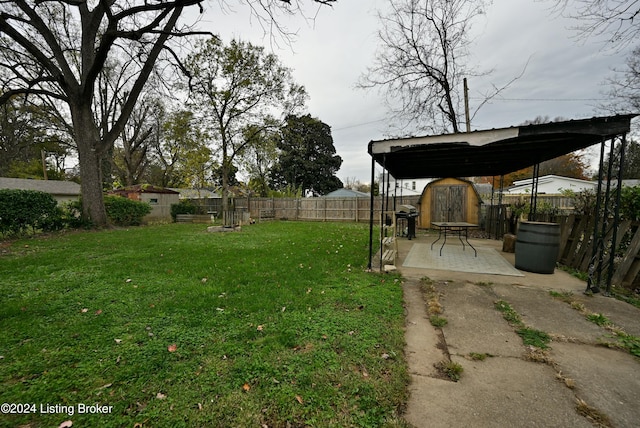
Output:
top-left (41, 150), bottom-right (48, 180)
top-left (463, 78), bottom-right (471, 133)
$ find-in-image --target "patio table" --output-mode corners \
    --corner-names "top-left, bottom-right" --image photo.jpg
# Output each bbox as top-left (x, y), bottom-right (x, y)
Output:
top-left (431, 222), bottom-right (479, 257)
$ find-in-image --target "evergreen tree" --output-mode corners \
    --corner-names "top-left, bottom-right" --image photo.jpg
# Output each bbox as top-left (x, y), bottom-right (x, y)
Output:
top-left (270, 114), bottom-right (343, 196)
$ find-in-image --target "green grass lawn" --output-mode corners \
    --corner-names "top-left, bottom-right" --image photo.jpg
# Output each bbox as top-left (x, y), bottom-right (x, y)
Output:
top-left (0, 222), bottom-right (408, 427)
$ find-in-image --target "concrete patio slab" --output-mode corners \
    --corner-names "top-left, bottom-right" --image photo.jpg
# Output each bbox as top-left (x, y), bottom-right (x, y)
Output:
top-left (393, 232), bottom-right (640, 428)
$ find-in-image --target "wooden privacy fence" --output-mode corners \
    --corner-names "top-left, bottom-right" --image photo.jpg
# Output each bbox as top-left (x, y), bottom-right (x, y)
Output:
top-left (556, 214), bottom-right (640, 288)
top-left (231, 196), bottom-right (421, 223)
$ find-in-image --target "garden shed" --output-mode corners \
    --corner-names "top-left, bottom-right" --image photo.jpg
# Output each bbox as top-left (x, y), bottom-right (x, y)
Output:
top-left (110, 184), bottom-right (179, 222)
top-left (419, 177), bottom-right (482, 228)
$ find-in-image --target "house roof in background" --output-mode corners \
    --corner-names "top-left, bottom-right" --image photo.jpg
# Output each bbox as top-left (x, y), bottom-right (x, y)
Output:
top-left (369, 115), bottom-right (637, 179)
top-left (510, 175), bottom-right (595, 187)
top-left (169, 188), bottom-right (221, 199)
top-left (0, 177), bottom-right (80, 195)
top-left (324, 188), bottom-right (370, 198)
top-left (114, 184), bottom-right (179, 194)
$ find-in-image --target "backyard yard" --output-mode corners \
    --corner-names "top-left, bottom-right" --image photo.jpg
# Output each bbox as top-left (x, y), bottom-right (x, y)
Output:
top-left (0, 222), bottom-right (408, 427)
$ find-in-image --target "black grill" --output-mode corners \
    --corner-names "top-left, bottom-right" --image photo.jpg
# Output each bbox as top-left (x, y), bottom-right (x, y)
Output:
top-left (396, 205), bottom-right (418, 239)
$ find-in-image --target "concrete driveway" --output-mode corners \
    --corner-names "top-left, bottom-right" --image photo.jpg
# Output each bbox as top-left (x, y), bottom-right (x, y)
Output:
top-left (393, 233), bottom-right (640, 428)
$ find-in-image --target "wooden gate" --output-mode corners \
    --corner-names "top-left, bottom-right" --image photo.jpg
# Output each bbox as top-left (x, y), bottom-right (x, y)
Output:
top-left (432, 185), bottom-right (467, 223)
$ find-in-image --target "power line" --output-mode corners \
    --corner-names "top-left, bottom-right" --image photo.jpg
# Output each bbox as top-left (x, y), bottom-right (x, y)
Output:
top-left (470, 97), bottom-right (609, 102)
top-left (332, 117), bottom-right (387, 131)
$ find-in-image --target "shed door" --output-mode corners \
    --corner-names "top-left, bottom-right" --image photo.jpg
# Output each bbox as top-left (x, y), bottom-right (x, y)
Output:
top-left (432, 185), bottom-right (467, 223)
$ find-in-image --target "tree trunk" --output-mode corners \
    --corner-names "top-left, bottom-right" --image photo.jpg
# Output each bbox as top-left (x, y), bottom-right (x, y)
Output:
top-left (73, 109), bottom-right (109, 227)
top-left (77, 141), bottom-right (108, 226)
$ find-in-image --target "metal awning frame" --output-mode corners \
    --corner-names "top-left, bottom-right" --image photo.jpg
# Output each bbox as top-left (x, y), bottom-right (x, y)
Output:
top-left (367, 114), bottom-right (637, 294)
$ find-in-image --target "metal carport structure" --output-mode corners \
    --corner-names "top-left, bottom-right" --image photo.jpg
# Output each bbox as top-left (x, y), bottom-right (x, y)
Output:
top-left (367, 114), bottom-right (637, 293)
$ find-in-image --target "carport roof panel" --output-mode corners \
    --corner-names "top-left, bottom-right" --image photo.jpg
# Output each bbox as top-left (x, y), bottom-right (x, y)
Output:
top-left (368, 115), bottom-right (637, 179)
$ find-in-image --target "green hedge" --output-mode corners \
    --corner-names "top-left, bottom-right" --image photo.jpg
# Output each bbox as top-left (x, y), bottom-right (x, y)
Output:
top-left (170, 199), bottom-right (199, 221)
top-left (104, 195), bottom-right (151, 226)
top-left (0, 189), bottom-right (62, 236)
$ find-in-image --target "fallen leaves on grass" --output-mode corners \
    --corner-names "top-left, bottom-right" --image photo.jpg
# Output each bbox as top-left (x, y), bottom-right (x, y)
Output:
top-left (95, 309), bottom-right (102, 315)
top-left (58, 420), bottom-right (73, 428)
top-left (167, 344), bottom-right (177, 352)
top-left (156, 392), bottom-right (166, 400)
top-left (242, 383), bottom-right (251, 392)
top-left (295, 395), bottom-right (304, 404)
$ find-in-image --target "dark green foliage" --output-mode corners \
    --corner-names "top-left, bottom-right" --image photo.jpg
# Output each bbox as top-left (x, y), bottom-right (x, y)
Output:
top-left (103, 195), bottom-right (151, 226)
top-left (270, 114), bottom-right (343, 196)
top-left (620, 185), bottom-right (640, 221)
top-left (566, 185), bottom-right (640, 221)
top-left (603, 139), bottom-right (640, 180)
top-left (0, 189), bottom-right (61, 236)
top-left (170, 199), bottom-right (199, 221)
top-left (60, 199), bottom-right (93, 229)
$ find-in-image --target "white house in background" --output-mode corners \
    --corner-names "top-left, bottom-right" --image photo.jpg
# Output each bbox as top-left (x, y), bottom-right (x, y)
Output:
top-left (505, 175), bottom-right (597, 195)
top-left (0, 177), bottom-right (81, 203)
top-left (381, 177), bottom-right (432, 197)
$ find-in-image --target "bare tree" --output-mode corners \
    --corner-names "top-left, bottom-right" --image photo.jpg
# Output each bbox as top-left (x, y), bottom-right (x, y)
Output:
top-left (544, 0), bottom-right (640, 50)
top-left (359, 0), bottom-right (491, 134)
top-left (601, 45), bottom-right (640, 114)
top-left (185, 37), bottom-right (306, 217)
top-left (0, 0), bottom-right (335, 226)
top-left (112, 97), bottom-right (163, 186)
top-left (0, 0), bottom-right (210, 225)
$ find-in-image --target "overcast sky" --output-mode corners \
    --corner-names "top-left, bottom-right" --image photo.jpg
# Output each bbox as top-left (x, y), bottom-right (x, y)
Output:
top-left (189, 0), bottom-right (634, 183)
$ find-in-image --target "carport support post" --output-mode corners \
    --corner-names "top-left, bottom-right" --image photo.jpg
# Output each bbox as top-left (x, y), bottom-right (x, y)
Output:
top-left (380, 159), bottom-right (390, 271)
top-left (587, 138), bottom-right (606, 293)
top-left (368, 156), bottom-right (375, 271)
top-left (606, 134), bottom-right (627, 294)
top-left (497, 175), bottom-right (504, 239)
top-left (596, 139), bottom-right (618, 292)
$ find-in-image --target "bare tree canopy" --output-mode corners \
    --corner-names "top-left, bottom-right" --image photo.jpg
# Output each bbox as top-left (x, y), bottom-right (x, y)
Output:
top-left (0, 0), bottom-right (209, 225)
top-left (544, 0), bottom-right (640, 50)
top-left (185, 37), bottom-right (306, 216)
top-left (602, 45), bottom-right (640, 114)
top-left (359, 0), bottom-right (491, 134)
top-left (0, 0), bottom-right (336, 226)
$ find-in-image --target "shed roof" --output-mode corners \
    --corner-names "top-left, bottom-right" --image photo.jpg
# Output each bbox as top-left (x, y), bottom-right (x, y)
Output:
top-left (114, 184), bottom-right (179, 194)
top-left (0, 177), bottom-right (80, 195)
top-left (368, 115), bottom-right (637, 179)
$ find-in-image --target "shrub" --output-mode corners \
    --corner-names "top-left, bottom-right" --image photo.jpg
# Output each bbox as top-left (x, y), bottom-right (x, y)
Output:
top-left (562, 188), bottom-right (597, 215)
top-left (103, 195), bottom-right (151, 226)
top-left (0, 189), bottom-right (62, 236)
top-left (566, 186), bottom-right (640, 221)
top-left (59, 199), bottom-right (93, 229)
top-left (620, 185), bottom-right (640, 221)
top-left (170, 199), bottom-right (199, 221)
